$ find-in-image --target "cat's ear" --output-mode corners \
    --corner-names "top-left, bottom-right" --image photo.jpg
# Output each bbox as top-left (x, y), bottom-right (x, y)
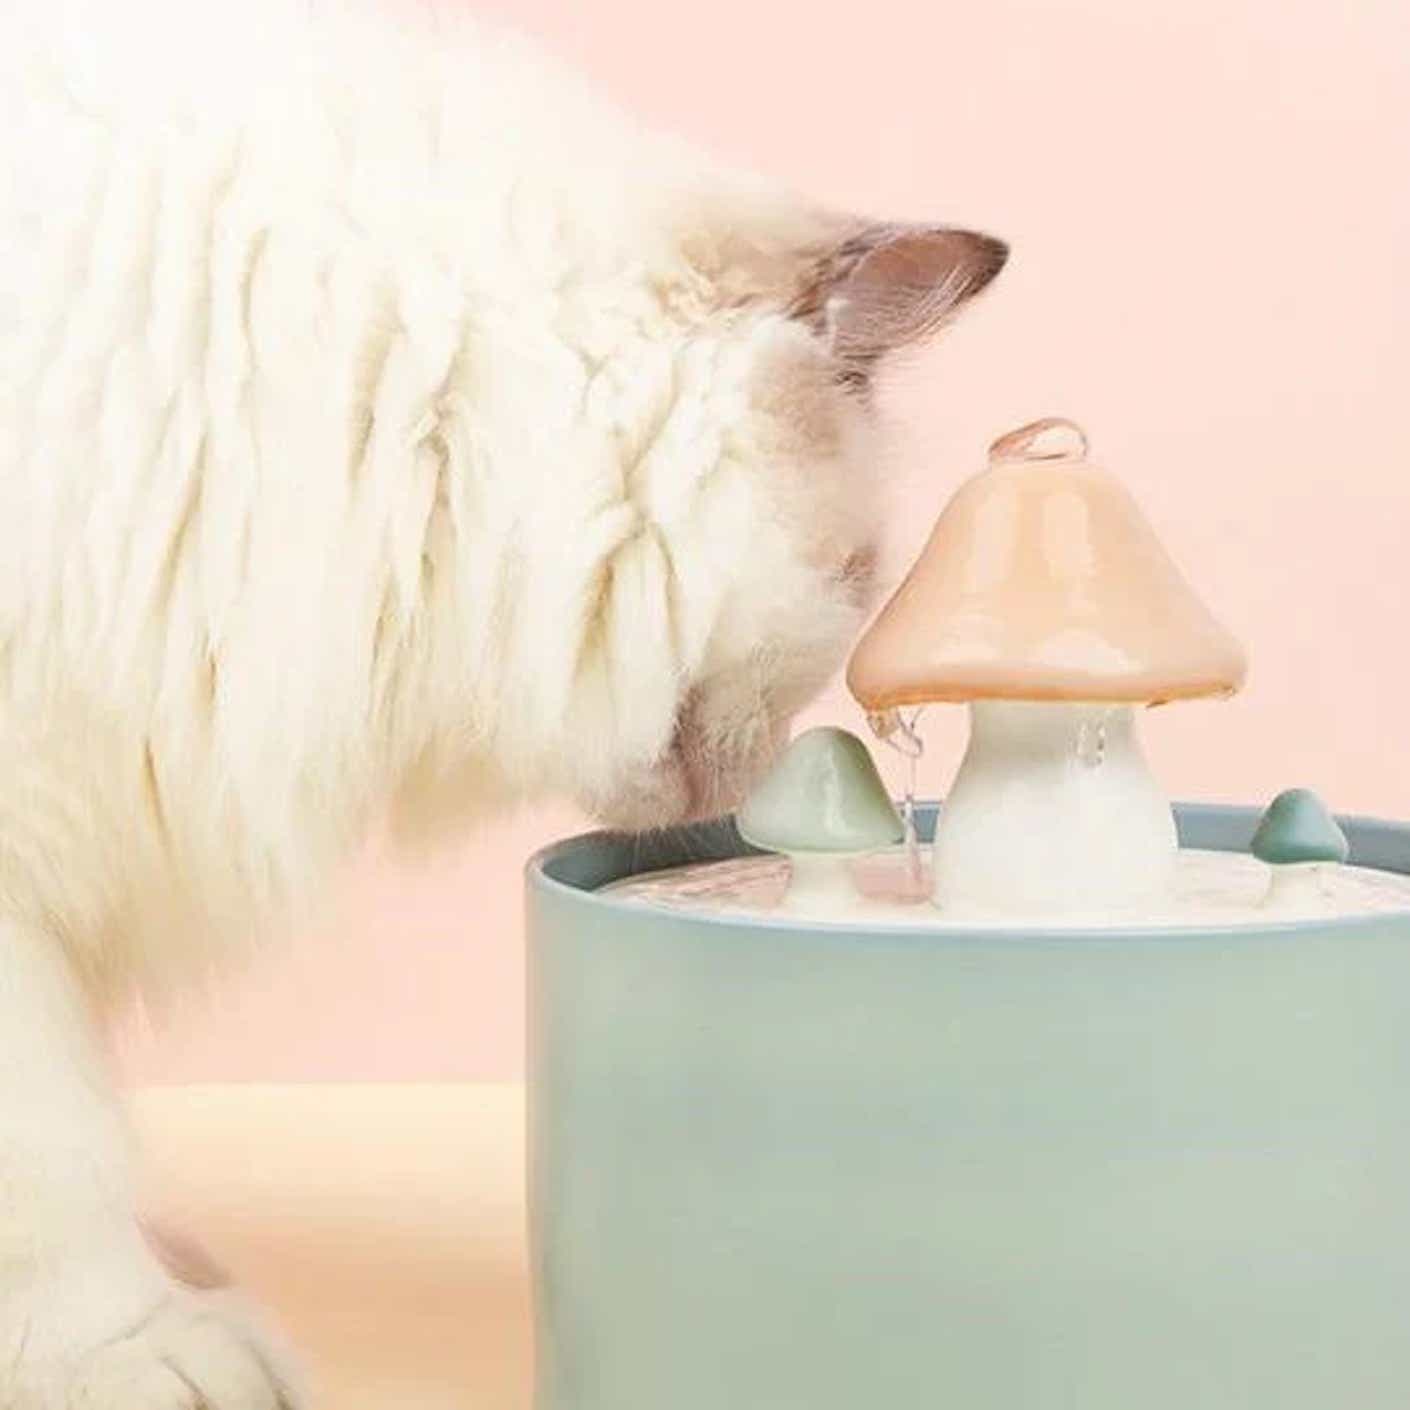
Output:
top-left (790, 224), bottom-right (1008, 372)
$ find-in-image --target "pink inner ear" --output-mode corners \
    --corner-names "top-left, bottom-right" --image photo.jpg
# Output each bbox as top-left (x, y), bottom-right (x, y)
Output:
top-left (826, 226), bottom-right (1008, 366)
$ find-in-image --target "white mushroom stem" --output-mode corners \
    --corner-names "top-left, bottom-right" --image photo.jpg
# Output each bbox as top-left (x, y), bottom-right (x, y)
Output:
top-left (933, 701), bottom-right (1177, 916)
top-left (1262, 864), bottom-right (1334, 913)
top-left (783, 854), bottom-right (859, 913)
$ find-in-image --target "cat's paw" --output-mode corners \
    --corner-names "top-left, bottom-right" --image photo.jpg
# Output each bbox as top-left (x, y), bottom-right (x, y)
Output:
top-left (6, 1285), bottom-right (301, 1410)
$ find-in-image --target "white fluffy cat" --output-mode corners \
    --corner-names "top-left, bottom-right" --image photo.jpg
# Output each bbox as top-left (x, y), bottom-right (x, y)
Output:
top-left (0, 0), bottom-right (1004, 1403)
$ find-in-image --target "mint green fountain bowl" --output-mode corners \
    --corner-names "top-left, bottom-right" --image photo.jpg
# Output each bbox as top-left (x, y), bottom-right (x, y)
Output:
top-left (526, 803), bottom-right (1410, 1409)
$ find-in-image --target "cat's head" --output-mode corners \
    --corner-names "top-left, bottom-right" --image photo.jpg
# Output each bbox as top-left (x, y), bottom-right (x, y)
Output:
top-left (491, 209), bottom-right (1006, 831)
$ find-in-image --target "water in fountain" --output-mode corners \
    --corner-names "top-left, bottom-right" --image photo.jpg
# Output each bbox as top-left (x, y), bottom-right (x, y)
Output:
top-left (604, 848), bottom-right (1410, 927)
top-left (867, 706), bottom-right (927, 895)
top-left (608, 703), bottom-right (1410, 926)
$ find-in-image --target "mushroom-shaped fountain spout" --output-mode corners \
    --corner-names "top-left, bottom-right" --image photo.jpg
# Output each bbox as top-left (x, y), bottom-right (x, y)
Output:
top-left (737, 727), bottom-right (904, 913)
top-left (847, 417), bottom-right (1248, 916)
top-left (1252, 788), bottom-right (1350, 910)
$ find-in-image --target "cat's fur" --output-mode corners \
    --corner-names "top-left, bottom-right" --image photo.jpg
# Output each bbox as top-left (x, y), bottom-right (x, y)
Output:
top-left (0, 0), bottom-right (1004, 1403)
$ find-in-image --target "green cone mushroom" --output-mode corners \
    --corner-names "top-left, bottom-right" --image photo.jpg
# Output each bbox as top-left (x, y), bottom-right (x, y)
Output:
top-left (737, 727), bottom-right (904, 912)
top-left (1252, 789), bottom-right (1349, 866)
top-left (1251, 788), bottom-right (1349, 909)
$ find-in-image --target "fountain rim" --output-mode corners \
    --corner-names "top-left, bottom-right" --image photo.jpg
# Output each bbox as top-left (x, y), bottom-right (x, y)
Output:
top-left (526, 802), bottom-right (1410, 944)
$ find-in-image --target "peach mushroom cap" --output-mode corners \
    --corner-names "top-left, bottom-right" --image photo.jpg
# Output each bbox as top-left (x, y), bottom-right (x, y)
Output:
top-left (847, 418), bottom-right (1248, 711)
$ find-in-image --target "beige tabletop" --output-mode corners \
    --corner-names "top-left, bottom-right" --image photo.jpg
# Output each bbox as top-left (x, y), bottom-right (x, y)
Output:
top-left (133, 1085), bottom-right (533, 1410)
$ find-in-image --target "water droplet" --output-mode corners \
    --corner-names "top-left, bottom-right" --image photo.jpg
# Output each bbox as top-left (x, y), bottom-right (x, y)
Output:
top-left (867, 709), bottom-right (899, 742)
top-left (1076, 712), bottom-right (1110, 769)
top-left (871, 707), bottom-right (926, 892)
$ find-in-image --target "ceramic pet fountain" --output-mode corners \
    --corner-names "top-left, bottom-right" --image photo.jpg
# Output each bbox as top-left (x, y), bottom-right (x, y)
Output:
top-left (526, 417), bottom-right (1410, 1410)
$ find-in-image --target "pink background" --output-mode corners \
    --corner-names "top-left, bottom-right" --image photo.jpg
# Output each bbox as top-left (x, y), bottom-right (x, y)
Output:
top-left (121, 0), bottom-right (1410, 1084)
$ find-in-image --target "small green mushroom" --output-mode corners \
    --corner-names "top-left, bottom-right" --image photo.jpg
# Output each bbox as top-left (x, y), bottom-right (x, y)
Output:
top-left (1251, 788), bottom-right (1349, 910)
top-left (737, 727), bottom-right (904, 912)
top-left (1251, 789), bottom-right (1349, 866)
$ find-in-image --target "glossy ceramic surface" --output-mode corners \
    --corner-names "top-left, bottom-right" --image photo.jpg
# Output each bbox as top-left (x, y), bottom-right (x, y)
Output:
top-left (527, 804), bottom-right (1410, 1410)
top-left (735, 726), bottom-right (902, 856)
top-left (847, 419), bottom-right (1248, 710)
top-left (1252, 787), bottom-right (1350, 865)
